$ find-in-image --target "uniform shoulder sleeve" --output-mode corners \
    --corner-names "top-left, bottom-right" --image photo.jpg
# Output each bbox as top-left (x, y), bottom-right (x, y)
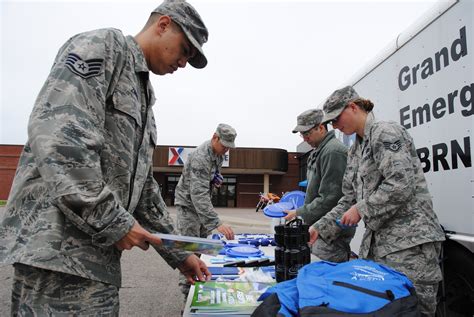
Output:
top-left (370, 121), bottom-right (410, 161)
top-left (190, 149), bottom-right (212, 175)
top-left (354, 121), bottom-right (417, 231)
top-left (27, 28), bottom-right (134, 246)
top-left (51, 28), bottom-right (128, 112)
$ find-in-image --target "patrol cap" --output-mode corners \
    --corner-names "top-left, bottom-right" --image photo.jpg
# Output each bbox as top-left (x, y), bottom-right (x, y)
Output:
top-left (322, 86), bottom-right (359, 123)
top-left (216, 123), bottom-right (237, 148)
top-left (292, 109), bottom-right (323, 133)
top-left (152, 0), bottom-right (208, 69)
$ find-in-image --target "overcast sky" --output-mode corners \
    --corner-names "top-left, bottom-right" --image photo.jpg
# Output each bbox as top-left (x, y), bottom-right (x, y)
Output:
top-left (1, 0), bottom-right (440, 151)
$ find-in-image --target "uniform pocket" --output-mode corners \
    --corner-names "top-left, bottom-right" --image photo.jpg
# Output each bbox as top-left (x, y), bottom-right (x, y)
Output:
top-left (111, 89), bottom-right (142, 128)
top-left (103, 88), bottom-right (142, 169)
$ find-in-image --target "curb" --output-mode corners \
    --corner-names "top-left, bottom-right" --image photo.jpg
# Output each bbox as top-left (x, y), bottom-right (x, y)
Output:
top-left (224, 219), bottom-right (270, 229)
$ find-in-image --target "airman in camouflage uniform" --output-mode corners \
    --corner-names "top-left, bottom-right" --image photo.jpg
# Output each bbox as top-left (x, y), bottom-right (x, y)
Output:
top-left (310, 86), bottom-right (445, 317)
top-left (175, 123), bottom-right (237, 302)
top-left (285, 109), bottom-right (354, 262)
top-left (0, 0), bottom-right (212, 315)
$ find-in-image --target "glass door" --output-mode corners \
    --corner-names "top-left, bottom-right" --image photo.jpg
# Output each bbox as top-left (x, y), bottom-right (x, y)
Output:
top-left (211, 176), bottom-right (236, 207)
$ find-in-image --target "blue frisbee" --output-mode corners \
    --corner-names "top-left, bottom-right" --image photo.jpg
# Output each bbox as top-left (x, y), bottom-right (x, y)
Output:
top-left (225, 246), bottom-right (264, 258)
top-left (263, 201), bottom-right (294, 218)
top-left (280, 190), bottom-right (306, 209)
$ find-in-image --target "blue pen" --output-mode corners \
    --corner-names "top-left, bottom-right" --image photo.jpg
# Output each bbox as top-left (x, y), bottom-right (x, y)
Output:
top-left (336, 219), bottom-right (358, 229)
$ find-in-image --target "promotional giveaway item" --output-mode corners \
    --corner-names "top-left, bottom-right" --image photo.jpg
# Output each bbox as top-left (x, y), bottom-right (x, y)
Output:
top-left (252, 259), bottom-right (420, 317)
top-left (190, 281), bottom-right (275, 316)
top-left (153, 233), bottom-right (224, 256)
top-left (208, 266), bottom-right (276, 282)
top-left (263, 190), bottom-right (306, 218)
top-left (263, 202), bottom-right (294, 218)
top-left (211, 233), bottom-right (276, 247)
top-left (226, 246), bottom-right (264, 258)
top-left (336, 218), bottom-right (358, 229)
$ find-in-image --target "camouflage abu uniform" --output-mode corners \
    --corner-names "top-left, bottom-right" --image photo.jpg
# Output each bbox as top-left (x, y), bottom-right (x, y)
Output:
top-left (175, 139), bottom-right (224, 238)
top-left (314, 86), bottom-right (445, 316)
top-left (292, 109), bottom-right (354, 262)
top-left (0, 27), bottom-right (187, 284)
top-left (175, 124), bottom-right (236, 301)
top-left (175, 123), bottom-right (237, 237)
top-left (0, 1), bottom-right (210, 314)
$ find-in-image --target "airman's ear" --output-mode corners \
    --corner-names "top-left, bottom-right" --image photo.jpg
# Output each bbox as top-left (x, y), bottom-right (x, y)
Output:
top-left (347, 102), bottom-right (357, 111)
top-left (156, 15), bottom-right (172, 34)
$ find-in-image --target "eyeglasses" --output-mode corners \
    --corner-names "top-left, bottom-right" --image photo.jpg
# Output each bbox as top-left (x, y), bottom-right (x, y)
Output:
top-left (217, 137), bottom-right (229, 150)
top-left (329, 107), bottom-right (347, 125)
top-left (329, 114), bottom-right (341, 125)
top-left (300, 127), bottom-right (315, 138)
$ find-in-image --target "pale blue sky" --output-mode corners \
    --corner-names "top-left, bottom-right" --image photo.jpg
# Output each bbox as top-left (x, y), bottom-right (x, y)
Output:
top-left (1, 0), bottom-right (439, 151)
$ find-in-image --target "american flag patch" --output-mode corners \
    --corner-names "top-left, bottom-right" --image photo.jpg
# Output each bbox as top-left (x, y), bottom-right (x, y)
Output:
top-left (65, 53), bottom-right (103, 79)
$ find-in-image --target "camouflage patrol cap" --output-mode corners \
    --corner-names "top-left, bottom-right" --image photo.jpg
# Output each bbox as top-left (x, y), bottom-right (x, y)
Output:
top-left (216, 123), bottom-right (237, 148)
top-left (322, 86), bottom-right (359, 123)
top-left (292, 109), bottom-right (323, 133)
top-left (153, 0), bottom-right (208, 69)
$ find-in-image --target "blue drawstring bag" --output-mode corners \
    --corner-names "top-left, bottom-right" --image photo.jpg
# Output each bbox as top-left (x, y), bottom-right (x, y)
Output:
top-left (252, 259), bottom-right (420, 317)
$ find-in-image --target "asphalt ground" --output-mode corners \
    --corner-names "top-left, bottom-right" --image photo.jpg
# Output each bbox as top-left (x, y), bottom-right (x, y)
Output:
top-left (0, 206), bottom-right (272, 317)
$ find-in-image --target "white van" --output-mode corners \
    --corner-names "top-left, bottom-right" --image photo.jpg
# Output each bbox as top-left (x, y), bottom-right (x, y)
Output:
top-left (324, 1), bottom-right (473, 315)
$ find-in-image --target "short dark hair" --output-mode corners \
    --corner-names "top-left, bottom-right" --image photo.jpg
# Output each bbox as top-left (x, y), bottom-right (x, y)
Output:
top-left (142, 13), bottom-right (181, 33)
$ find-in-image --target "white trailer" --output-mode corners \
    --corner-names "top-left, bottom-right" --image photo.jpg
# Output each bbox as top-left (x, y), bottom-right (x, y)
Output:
top-left (330, 0), bottom-right (473, 315)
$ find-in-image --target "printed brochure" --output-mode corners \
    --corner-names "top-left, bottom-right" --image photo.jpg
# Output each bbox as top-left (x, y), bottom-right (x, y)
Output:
top-left (189, 281), bottom-right (274, 316)
top-left (153, 233), bottom-right (224, 256)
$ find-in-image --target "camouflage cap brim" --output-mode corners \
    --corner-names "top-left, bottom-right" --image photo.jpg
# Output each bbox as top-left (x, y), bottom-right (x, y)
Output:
top-left (182, 28), bottom-right (207, 68)
top-left (220, 139), bottom-right (235, 148)
top-left (292, 124), bottom-right (315, 134)
top-left (322, 106), bottom-right (346, 124)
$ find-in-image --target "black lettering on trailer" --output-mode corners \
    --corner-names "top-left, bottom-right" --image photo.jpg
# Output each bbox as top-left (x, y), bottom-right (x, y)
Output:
top-left (399, 82), bottom-right (474, 129)
top-left (398, 26), bottom-right (467, 92)
top-left (433, 143), bottom-right (450, 171)
top-left (416, 136), bottom-right (471, 172)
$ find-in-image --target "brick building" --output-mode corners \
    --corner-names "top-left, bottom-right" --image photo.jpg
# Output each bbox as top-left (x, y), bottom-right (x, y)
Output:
top-left (0, 144), bottom-right (304, 208)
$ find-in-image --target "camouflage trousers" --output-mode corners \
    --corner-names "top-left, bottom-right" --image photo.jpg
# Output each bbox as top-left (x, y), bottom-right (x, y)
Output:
top-left (11, 263), bottom-right (119, 316)
top-left (369, 242), bottom-right (442, 317)
top-left (176, 205), bottom-right (211, 306)
top-left (312, 234), bottom-right (352, 263)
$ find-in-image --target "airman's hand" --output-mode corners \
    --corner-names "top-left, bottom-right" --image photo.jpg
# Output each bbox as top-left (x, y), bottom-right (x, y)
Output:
top-left (115, 222), bottom-right (162, 251)
top-left (340, 205), bottom-right (361, 227)
top-left (309, 226), bottom-right (319, 245)
top-left (178, 254), bottom-right (212, 285)
top-left (217, 224), bottom-right (234, 240)
top-left (283, 210), bottom-right (296, 221)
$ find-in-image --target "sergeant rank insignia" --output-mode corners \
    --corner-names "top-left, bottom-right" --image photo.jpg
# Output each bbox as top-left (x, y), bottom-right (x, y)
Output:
top-left (65, 53), bottom-right (103, 79)
top-left (383, 140), bottom-right (402, 152)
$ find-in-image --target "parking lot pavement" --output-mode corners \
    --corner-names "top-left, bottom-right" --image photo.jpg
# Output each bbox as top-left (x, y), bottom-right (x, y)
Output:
top-left (0, 206), bottom-right (272, 317)
top-left (169, 206), bottom-right (273, 234)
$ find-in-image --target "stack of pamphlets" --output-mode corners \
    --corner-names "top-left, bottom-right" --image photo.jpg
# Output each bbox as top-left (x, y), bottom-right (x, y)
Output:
top-left (153, 233), bottom-right (224, 256)
top-left (189, 281), bottom-right (275, 316)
